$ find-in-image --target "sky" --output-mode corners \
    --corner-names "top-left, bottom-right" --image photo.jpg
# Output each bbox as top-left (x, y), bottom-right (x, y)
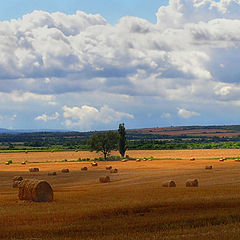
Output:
top-left (0, 0), bottom-right (240, 131)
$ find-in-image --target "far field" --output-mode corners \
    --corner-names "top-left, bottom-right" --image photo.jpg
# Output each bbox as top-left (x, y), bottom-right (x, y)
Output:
top-left (1, 149), bottom-right (240, 163)
top-left (1, 149), bottom-right (240, 239)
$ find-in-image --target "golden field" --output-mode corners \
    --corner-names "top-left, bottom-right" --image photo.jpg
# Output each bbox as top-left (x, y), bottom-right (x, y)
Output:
top-left (1, 149), bottom-right (240, 239)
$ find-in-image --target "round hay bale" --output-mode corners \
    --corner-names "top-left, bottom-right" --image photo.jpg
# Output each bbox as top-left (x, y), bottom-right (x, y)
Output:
top-left (110, 168), bottom-right (118, 173)
top-left (21, 161), bottom-right (26, 165)
top-left (186, 179), bottom-right (198, 187)
top-left (81, 167), bottom-right (88, 171)
top-left (136, 159), bottom-right (141, 162)
top-left (91, 162), bottom-right (98, 167)
top-left (106, 166), bottom-right (112, 170)
top-left (219, 157), bottom-right (226, 162)
top-left (61, 168), bottom-right (69, 173)
top-left (162, 180), bottom-right (176, 187)
top-left (13, 176), bottom-right (23, 182)
top-left (235, 159), bottom-right (240, 162)
top-left (205, 166), bottom-right (213, 170)
top-left (121, 159), bottom-right (128, 162)
top-left (18, 179), bottom-right (53, 202)
top-left (5, 162), bottom-right (10, 165)
top-left (13, 181), bottom-right (22, 188)
top-left (190, 158), bottom-right (195, 161)
top-left (99, 176), bottom-right (110, 183)
top-left (48, 172), bottom-right (57, 176)
top-left (29, 168), bottom-right (39, 172)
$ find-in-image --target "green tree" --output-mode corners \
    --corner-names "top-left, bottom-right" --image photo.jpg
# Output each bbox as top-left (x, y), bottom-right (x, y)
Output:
top-left (88, 131), bottom-right (118, 160)
top-left (118, 123), bottom-right (126, 157)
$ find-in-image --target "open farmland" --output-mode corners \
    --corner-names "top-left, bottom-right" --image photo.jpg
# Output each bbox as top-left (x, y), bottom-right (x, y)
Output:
top-left (1, 149), bottom-right (240, 163)
top-left (1, 150), bottom-right (240, 239)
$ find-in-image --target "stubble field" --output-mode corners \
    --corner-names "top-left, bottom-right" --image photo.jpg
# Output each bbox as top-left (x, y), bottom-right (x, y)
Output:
top-left (1, 149), bottom-right (240, 239)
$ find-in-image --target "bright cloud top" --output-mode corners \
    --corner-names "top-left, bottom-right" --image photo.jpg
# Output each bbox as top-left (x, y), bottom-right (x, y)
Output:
top-left (178, 108), bottom-right (200, 119)
top-left (35, 112), bottom-right (59, 122)
top-left (1, 0), bottom-right (240, 129)
top-left (63, 105), bottom-right (134, 129)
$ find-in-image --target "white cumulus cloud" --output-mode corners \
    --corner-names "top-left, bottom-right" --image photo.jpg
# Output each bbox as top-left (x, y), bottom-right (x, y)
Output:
top-left (63, 105), bottom-right (134, 130)
top-left (178, 108), bottom-right (200, 119)
top-left (35, 112), bottom-right (59, 122)
top-left (1, 1), bottom-right (240, 128)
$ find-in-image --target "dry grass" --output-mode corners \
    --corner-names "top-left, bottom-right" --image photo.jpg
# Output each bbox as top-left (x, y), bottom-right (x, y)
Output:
top-left (1, 150), bottom-right (240, 239)
top-left (1, 149), bottom-right (240, 164)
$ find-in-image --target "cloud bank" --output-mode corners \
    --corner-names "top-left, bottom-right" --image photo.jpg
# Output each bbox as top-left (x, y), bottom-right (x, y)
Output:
top-left (1, 0), bottom-right (240, 129)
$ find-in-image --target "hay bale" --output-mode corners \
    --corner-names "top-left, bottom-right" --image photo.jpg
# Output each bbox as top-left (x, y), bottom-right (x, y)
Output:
top-left (136, 159), bottom-right (141, 162)
top-left (235, 159), bottom-right (240, 162)
top-left (61, 168), bottom-right (69, 173)
top-left (121, 159), bottom-right (128, 162)
top-left (110, 168), bottom-right (118, 173)
top-left (18, 179), bottom-right (53, 202)
top-left (106, 166), bottom-right (112, 170)
top-left (29, 168), bottom-right (39, 172)
top-left (219, 157), bottom-right (226, 162)
top-left (91, 162), bottom-right (98, 167)
top-left (48, 172), bottom-right (57, 176)
top-left (162, 180), bottom-right (176, 187)
top-left (5, 162), bottom-right (10, 165)
top-left (205, 165), bottom-right (213, 170)
top-left (13, 181), bottom-right (22, 188)
top-left (81, 167), bottom-right (88, 171)
top-left (186, 179), bottom-right (198, 187)
top-left (21, 161), bottom-right (26, 165)
top-left (190, 158), bottom-right (195, 161)
top-left (99, 176), bottom-right (110, 183)
top-left (13, 176), bottom-right (23, 182)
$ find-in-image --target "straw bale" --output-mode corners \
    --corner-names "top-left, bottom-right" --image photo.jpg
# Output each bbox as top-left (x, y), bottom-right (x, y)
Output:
top-left (99, 176), bottom-right (110, 183)
top-left (91, 162), bottom-right (98, 166)
top-left (186, 179), bottom-right (198, 187)
top-left (29, 168), bottom-right (39, 172)
top-left (190, 158), bottom-right (195, 161)
top-left (136, 159), bottom-right (141, 162)
top-left (110, 168), bottom-right (118, 173)
top-left (18, 179), bottom-right (53, 202)
top-left (121, 159), bottom-right (128, 162)
top-left (81, 167), bottom-right (88, 171)
top-left (21, 161), bottom-right (26, 165)
top-left (106, 166), bottom-right (112, 170)
top-left (162, 180), bottom-right (176, 187)
top-left (5, 162), bottom-right (9, 165)
top-left (13, 176), bottom-right (23, 182)
top-left (13, 181), bottom-right (21, 188)
top-left (205, 166), bottom-right (213, 170)
top-left (61, 168), bottom-right (69, 173)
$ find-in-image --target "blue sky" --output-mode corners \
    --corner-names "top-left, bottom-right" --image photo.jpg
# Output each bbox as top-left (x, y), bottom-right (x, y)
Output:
top-left (0, 0), bottom-right (240, 131)
top-left (0, 0), bottom-right (168, 24)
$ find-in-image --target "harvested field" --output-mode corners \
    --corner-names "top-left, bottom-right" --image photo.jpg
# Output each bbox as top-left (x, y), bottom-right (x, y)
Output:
top-left (1, 150), bottom-right (240, 239)
top-left (0, 149), bottom-right (240, 164)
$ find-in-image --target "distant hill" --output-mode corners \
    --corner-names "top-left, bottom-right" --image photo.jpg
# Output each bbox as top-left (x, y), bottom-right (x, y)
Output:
top-left (1, 125), bottom-right (240, 138)
top-left (127, 125), bottom-right (240, 138)
top-left (0, 128), bottom-right (68, 134)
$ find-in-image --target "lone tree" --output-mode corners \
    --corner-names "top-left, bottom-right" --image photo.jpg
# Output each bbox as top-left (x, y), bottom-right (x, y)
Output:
top-left (88, 131), bottom-right (118, 160)
top-left (118, 123), bottom-right (126, 158)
